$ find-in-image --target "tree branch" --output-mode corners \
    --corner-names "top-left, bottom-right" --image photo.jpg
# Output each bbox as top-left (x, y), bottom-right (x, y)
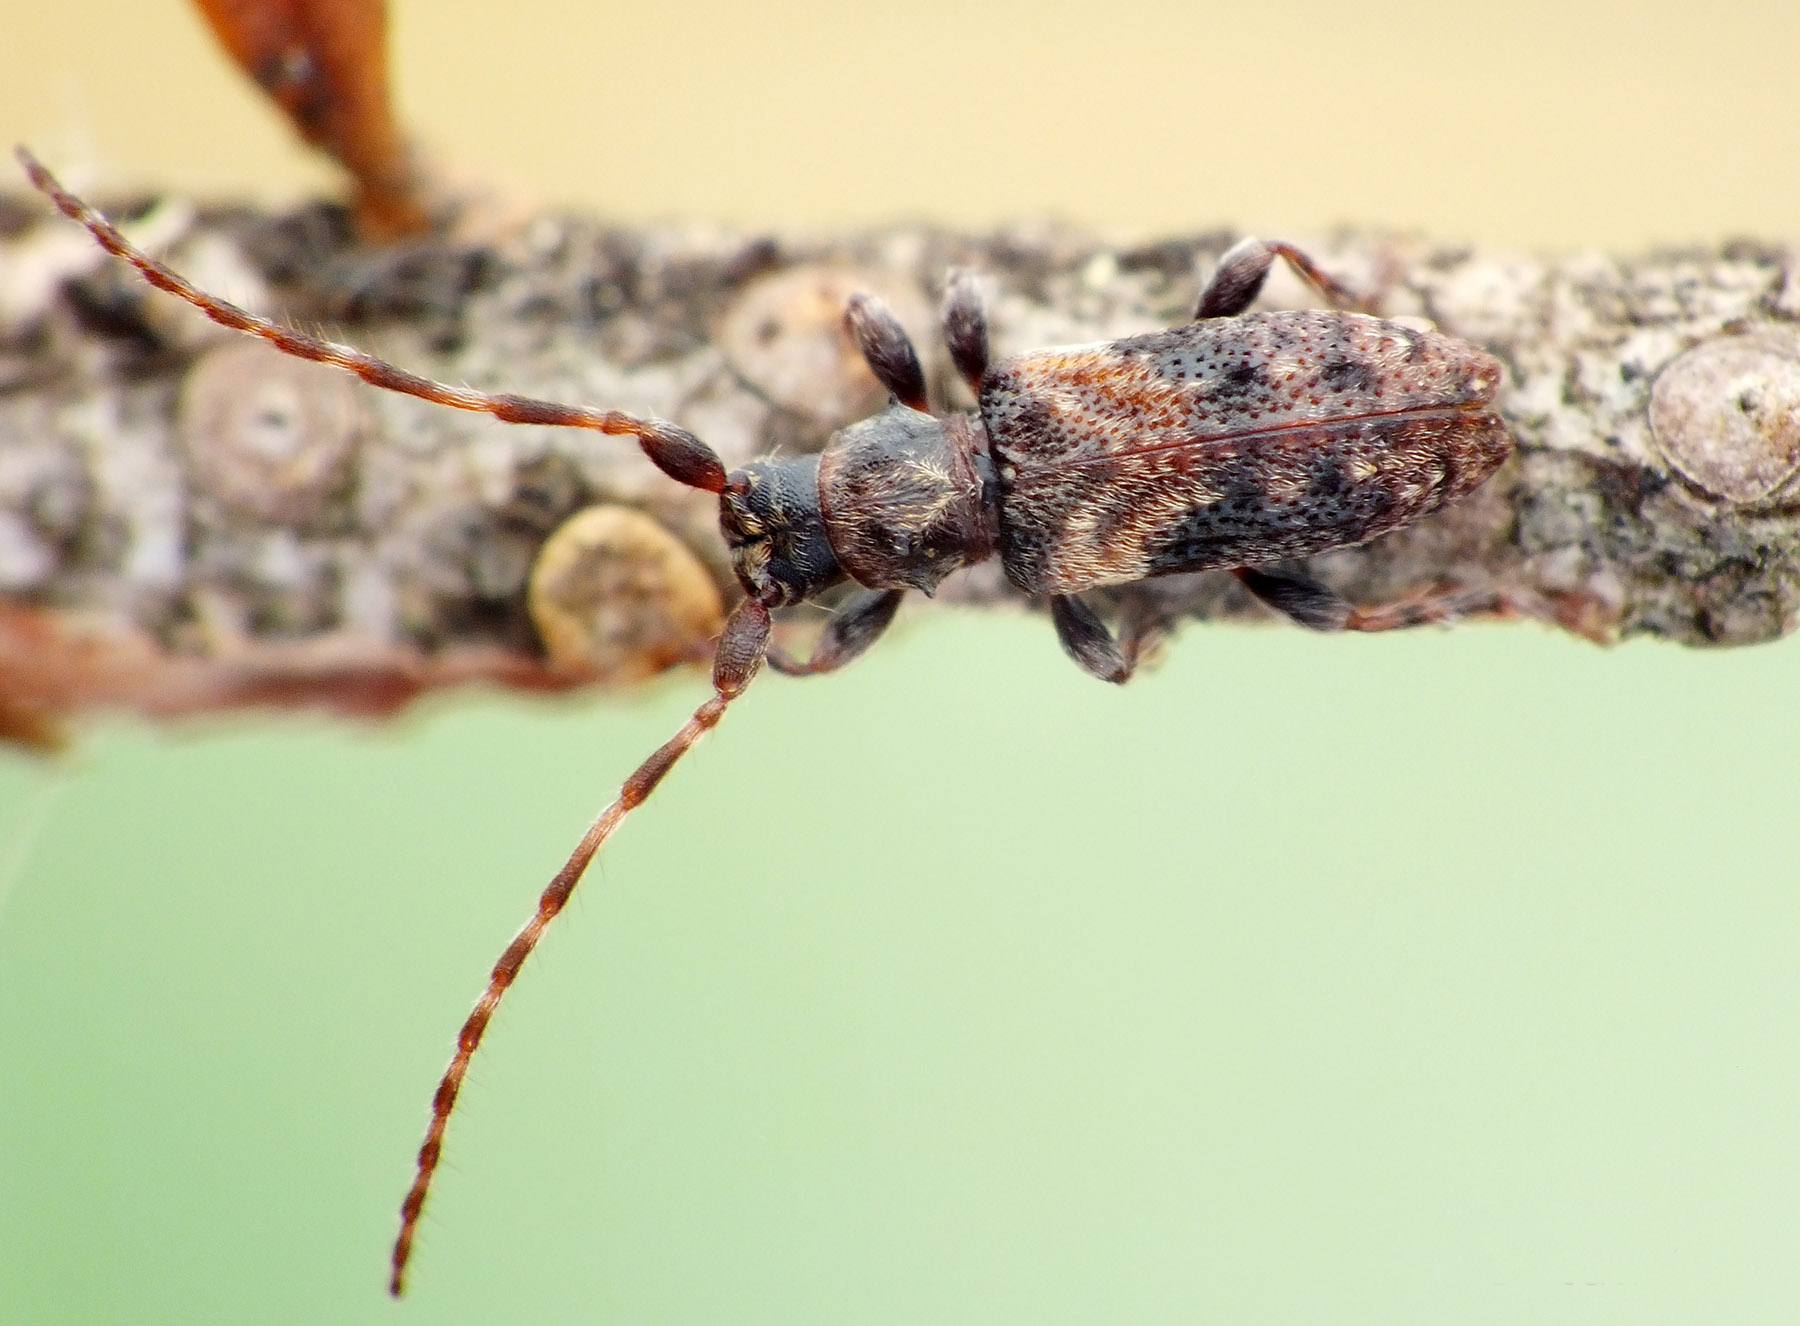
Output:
top-left (1, 182), bottom-right (1795, 741)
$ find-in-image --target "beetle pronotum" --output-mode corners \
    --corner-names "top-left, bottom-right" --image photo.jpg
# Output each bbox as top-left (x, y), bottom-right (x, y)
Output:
top-left (21, 148), bottom-right (1517, 1294)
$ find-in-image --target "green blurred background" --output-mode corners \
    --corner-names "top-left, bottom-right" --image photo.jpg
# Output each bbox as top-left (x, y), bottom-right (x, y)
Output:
top-left (4, 2), bottom-right (1800, 1322)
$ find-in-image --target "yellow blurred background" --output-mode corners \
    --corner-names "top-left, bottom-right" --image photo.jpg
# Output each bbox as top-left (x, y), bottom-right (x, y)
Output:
top-left (9, 0), bottom-right (1800, 244)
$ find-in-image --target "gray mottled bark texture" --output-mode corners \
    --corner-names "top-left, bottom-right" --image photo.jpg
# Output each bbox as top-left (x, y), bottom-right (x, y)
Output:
top-left (0, 182), bottom-right (1796, 738)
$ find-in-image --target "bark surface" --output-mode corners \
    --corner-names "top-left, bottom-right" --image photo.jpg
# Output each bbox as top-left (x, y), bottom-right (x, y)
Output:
top-left (1, 184), bottom-right (1795, 739)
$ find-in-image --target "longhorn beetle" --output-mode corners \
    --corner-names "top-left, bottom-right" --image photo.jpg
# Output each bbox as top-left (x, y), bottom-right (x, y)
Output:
top-left (21, 149), bottom-right (1515, 1295)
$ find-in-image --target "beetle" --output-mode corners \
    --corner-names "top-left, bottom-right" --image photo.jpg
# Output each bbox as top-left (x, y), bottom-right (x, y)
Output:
top-left (20, 148), bottom-right (1512, 1294)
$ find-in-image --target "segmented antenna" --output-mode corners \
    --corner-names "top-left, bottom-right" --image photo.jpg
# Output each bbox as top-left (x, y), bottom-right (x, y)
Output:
top-left (15, 148), bottom-right (727, 494)
top-left (388, 596), bottom-right (774, 1295)
top-left (15, 147), bottom-right (778, 1295)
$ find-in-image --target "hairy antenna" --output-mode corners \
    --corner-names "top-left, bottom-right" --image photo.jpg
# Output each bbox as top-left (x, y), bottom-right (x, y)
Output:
top-left (12, 148), bottom-right (785, 1292)
top-left (390, 596), bottom-right (772, 1296)
top-left (15, 148), bottom-right (726, 493)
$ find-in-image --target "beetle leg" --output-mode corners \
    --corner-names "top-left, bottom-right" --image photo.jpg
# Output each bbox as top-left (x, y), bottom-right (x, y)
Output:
top-left (1233, 566), bottom-right (1355, 630)
top-left (942, 269), bottom-right (990, 396)
top-left (1117, 590), bottom-right (1177, 664)
top-left (845, 294), bottom-right (929, 411)
top-left (1341, 587), bottom-right (1510, 632)
top-left (1051, 593), bottom-right (1142, 684)
top-left (1236, 565), bottom-right (1518, 634)
top-left (767, 588), bottom-right (906, 676)
top-left (1195, 237), bottom-right (1370, 320)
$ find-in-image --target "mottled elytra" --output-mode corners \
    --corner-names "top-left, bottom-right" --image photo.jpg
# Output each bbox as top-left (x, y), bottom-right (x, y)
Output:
top-left (21, 149), bottom-right (1514, 1294)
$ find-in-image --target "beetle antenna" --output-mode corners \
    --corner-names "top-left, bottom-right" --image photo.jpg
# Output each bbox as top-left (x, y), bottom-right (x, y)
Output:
top-left (388, 596), bottom-right (772, 1296)
top-left (15, 148), bottom-right (726, 493)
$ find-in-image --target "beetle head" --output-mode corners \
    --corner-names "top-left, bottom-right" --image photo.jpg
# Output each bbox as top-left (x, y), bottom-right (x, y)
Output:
top-left (720, 455), bottom-right (845, 606)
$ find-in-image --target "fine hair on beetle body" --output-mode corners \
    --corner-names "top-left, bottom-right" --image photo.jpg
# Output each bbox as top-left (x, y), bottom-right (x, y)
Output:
top-left (20, 147), bottom-right (1518, 1295)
